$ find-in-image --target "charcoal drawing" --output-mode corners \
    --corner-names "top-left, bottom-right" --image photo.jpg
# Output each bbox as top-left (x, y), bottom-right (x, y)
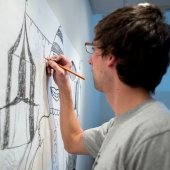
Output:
top-left (0, 0), bottom-right (81, 169)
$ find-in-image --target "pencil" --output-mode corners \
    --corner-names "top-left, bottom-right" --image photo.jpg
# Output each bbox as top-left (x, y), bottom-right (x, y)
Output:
top-left (45, 57), bottom-right (85, 80)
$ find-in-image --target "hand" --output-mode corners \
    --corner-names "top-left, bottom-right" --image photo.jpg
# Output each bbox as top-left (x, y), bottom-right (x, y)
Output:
top-left (46, 55), bottom-right (72, 87)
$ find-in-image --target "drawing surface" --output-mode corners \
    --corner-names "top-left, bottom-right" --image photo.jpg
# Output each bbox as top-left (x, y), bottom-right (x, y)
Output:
top-left (0, 0), bottom-right (81, 169)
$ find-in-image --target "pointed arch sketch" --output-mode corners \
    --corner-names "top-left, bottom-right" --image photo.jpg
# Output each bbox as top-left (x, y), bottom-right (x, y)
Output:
top-left (0, 9), bottom-right (53, 169)
top-left (0, 12), bottom-right (37, 150)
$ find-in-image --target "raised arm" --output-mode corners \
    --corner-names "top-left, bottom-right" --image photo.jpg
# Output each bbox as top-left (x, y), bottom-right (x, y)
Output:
top-left (46, 55), bottom-right (89, 154)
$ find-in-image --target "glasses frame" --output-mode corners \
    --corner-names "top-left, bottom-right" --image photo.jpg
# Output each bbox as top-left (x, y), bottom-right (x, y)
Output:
top-left (85, 42), bottom-right (94, 54)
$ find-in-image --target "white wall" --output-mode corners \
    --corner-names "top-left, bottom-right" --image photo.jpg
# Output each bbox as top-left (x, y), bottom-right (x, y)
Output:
top-left (47, 0), bottom-right (102, 169)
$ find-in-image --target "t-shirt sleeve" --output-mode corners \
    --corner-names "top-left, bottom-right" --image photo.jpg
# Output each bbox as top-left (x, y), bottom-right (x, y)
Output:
top-left (83, 118), bottom-right (115, 158)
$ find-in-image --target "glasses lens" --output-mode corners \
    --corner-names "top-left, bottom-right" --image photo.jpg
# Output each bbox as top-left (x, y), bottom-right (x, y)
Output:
top-left (85, 43), bottom-right (94, 54)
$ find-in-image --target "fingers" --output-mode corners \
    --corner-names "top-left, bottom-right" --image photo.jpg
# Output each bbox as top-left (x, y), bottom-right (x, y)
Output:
top-left (46, 59), bottom-right (52, 76)
top-left (46, 57), bottom-right (68, 80)
top-left (47, 59), bottom-right (62, 72)
top-left (46, 65), bottom-right (51, 75)
top-left (46, 54), bottom-right (73, 80)
top-left (48, 54), bottom-right (72, 67)
top-left (46, 55), bottom-right (72, 87)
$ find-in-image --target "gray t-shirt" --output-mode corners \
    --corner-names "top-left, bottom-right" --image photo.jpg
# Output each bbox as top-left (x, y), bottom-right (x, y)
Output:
top-left (83, 100), bottom-right (170, 170)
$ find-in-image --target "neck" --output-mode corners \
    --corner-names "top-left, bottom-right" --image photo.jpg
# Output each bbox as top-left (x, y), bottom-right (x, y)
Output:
top-left (105, 83), bottom-right (152, 117)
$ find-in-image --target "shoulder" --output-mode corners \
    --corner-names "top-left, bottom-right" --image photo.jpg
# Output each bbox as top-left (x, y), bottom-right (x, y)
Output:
top-left (124, 100), bottom-right (170, 154)
top-left (135, 100), bottom-right (170, 137)
top-left (129, 100), bottom-right (170, 138)
top-left (126, 129), bottom-right (170, 170)
top-left (119, 101), bottom-right (170, 169)
top-left (109, 100), bottom-right (170, 154)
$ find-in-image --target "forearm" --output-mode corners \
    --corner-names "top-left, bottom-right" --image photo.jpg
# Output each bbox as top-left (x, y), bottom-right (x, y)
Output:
top-left (59, 82), bottom-right (83, 153)
top-left (46, 56), bottom-right (88, 154)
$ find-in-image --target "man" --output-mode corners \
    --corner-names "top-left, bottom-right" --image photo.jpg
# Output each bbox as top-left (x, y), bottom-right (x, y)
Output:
top-left (46, 3), bottom-right (170, 170)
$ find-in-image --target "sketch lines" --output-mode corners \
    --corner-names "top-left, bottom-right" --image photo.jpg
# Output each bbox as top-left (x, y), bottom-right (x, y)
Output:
top-left (0, 1), bottom-right (82, 170)
top-left (0, 12), bottom-right (38, 150)
top-left (0, 10), bottom-right (52, 170)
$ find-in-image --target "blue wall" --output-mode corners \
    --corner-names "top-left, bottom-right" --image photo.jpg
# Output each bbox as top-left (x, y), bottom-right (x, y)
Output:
top-left (154, 10), bottom-right (170, 109)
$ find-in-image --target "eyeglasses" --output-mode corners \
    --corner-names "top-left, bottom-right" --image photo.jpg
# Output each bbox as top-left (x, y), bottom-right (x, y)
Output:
top-left (85, 42), bottom-right (94, 54)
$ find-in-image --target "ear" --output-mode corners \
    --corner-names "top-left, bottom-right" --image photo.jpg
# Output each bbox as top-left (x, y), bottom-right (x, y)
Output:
top-left (107, 54), bottom-right (116, 67)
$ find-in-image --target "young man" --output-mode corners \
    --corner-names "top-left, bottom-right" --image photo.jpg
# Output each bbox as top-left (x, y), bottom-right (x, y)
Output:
top-left (46, 3), bottom-right (170, 170)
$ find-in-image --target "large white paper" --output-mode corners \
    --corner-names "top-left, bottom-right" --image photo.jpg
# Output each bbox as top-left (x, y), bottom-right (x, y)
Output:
top-left (0, 0), bottom-right (82, 169)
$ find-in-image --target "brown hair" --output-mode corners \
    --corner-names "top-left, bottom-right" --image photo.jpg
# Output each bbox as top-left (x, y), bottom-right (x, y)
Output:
top-left (94, 4), bottom-right (170, 93)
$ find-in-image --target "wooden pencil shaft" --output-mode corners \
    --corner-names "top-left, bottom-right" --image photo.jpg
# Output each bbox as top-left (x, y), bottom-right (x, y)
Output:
top-left (57, 64), bottom-right (85, 80)
top-left (45, 57), bottom-right (85, 80)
